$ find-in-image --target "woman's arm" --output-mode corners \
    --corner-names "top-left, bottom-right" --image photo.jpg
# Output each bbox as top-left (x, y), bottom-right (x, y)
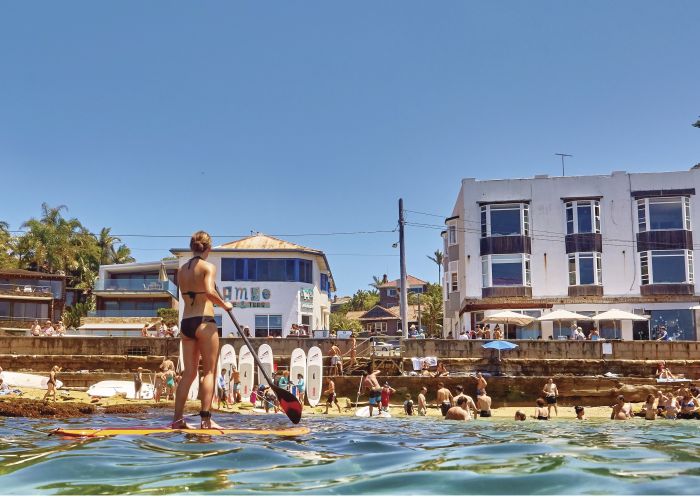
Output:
top-left (203, 264), bottom-right (233, 310)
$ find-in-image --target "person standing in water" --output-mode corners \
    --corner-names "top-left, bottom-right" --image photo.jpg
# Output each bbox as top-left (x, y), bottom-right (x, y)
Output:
top-left (542, 378), bottom-right (559, 417)
top-left (172, 231), bottom-right (233, 430)
top-left (363, 369), bottom-right (382, 417)
top-left (417, 386), bottom-right (428, 415)
top-left (324, 378), bottom-right (341, 414)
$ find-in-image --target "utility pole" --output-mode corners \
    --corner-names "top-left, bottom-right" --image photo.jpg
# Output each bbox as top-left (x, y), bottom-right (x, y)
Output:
top-left (555, 153), bottom-right (573, 176)
top-left (399, 198), bottom-right (408, 339)
top-left (417, 292), bottom-right (422, 335)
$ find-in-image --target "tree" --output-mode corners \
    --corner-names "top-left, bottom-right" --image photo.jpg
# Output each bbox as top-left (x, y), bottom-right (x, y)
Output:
top-left (0, 221), bottom-right (17, 269)
top-left (330, 313), bottom-right (362, 334)
top-left (694, 117), bottom-right (700, 128)
top-left (420, 283), bottom-right (444, 336)
top-left (347, 289), bottom-right (379, 311)
top-left (111, 244), bottom-right (135, 264)
top-left (369, 275), bottom-right (384, 289)
top-left (427, 250), bottom-right (444, 283)
top-left (96, 227), bottom-right (121, 265)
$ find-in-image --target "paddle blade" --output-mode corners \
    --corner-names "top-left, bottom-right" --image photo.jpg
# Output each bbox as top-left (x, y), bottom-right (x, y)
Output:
top-left (273, 385), bottom-right (303, 424)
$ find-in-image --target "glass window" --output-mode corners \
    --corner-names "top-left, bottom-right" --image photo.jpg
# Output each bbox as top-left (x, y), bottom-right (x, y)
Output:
top-left (577, 203), bottom-right (593, 233)
top-left (450, 272), bottom-right (458, 292)
top-left (566, 203), bottom-right (574, 235)
top-left (638, 197), bottom-right (691, 232)
top-left (565, 200), bottom-right (600, 234)
top-left (480, 208), bottom-right (487, 237)
top-left (640, 252), bottom-right (649, 285)
top-left (0, 301), bottom-right (9, 317)
top-left (448, 226), bottom-right (457, 245)
top-left (650, 309), bottom-right (695, 341)
top-left (481, 257), bottom-right (489, 288)
top-left (489, 205), bottom-right (522, 236)
top-left (651, 250), bottom-right (688, 283)
top-left (491, 255), bottom-right (524, 286)
top-left (255, 315), bottom-right (270, 337)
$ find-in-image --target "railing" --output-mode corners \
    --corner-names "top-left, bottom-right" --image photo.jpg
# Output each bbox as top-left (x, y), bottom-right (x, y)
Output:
top-left (94, 278), bottom-right (178, 298)
top-left (0, 283), bottom-right (53, 296)
top-left (87, 309), bottom-right (163, 318)
top-left (0, 315), bottom-right (48, 325)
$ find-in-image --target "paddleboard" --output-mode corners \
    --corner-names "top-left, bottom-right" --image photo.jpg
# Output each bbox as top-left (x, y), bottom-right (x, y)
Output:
top-left (52, 426), bottom-right (310, 438)
top-left (306, 346), bottom-right (323, 407)
top-left (239, 345), bottom-right (255, 403)
top-left (87, 380), bottom-right (155, 400)
top-left (289, 348), bottom-right (306, 396)
top-left (257, 343), bottom-right (274, 387)
top-left (252, 408), bottom-right (285, 415)
top-left (220, 344), bottom-right (237, 402)
top-left (178, 340), bottom-right (199, 400)
top-left (355, 406), bottom-right (392, 418)
top-left (3, 371), bottom-right (63, 390)
top-left (657, 378), bottom-right (689, 383)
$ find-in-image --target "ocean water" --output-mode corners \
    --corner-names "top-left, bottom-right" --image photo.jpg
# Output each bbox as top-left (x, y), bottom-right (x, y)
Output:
top-left (1, 412), bottom-right (700, 495)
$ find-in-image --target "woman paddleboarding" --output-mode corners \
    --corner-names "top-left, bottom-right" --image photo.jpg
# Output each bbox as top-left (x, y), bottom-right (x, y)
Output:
top-left (172, 231), bottom-right (233, 429)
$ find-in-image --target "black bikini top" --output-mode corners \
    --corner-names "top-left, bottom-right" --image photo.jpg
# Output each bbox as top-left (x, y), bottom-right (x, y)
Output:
top-left (182, 256), bottom-right (206, 306)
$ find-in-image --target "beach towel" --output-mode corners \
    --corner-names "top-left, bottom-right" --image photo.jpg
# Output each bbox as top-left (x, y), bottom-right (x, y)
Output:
top-left (411, 357), bottom-right (438, 371)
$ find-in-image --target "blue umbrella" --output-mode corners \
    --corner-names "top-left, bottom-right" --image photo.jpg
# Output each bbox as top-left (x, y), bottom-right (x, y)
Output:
top-left (482, 340), bottom-right (518, 360)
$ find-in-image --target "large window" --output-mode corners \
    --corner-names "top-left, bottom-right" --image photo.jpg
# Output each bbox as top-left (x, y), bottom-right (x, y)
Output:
top-left (565, 200), bottom-right (600, 234)
top-left (222, 258), bottom-right (313, 283)
top-left (649, 309), bottom-right (695, 341)
top-left (449, 261), bottom-right (459, 292)
top-left (637, 197), bottom-right (691, 232)
top-left (448, 225), bottom-right (457, 245)
top-left (481, 254), bottom-right (531, 287)
top-left (9, 302), bottom-right (49, 320)
top-left (254, 314), bottom-right (283, 337)
top-left (568, 253), bottom-right (602, 286)
top-left (365, 321), bottom-right (387, 333)
top-left (640, 250), bottom-right (694, 285)
top-left (480, 203), bottom-right (530, 237)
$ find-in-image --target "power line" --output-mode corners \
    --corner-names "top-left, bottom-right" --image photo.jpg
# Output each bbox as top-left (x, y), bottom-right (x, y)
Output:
top-left (7, 228), bottom-right (398, 238)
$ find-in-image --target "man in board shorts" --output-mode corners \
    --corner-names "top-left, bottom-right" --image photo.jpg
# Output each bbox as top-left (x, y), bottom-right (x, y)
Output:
top-left (436, 382), bottom-right (454, 417)
top-left (231, 366), bottom-right (241, 403)
top-left (363, 369), bottom-right (382, 417)
top-left (329, 342), bottom-right (343, 376)
top-left (324, 378), bottom-right (341, 414)
top-left (542, 378), bottom-right (559, 417)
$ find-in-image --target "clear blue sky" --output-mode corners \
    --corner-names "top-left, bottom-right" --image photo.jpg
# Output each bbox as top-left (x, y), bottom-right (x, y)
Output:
top-left (1, 1), bottom-right (698, 295)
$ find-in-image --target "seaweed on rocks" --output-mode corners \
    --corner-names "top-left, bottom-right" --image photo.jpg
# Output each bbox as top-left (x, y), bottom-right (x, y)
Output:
top-left (0, 398), bottom-right (96, 418)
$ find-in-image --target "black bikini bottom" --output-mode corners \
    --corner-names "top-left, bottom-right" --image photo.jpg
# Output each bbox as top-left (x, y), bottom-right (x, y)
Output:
top-left (180, 316), bottom-right (217, 339)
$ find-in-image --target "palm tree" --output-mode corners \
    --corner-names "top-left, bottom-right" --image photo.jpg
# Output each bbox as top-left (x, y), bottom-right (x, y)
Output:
top-left (370, 275), bottom-right (385, 289)
top-left (427, 250), bottom-right (444, 283)
top-left (111, 244), bottom-right (135, 264)
top-left (0, 221), bottom-right (16, 269)
top-left (96, 227), bottom-right (122, 265)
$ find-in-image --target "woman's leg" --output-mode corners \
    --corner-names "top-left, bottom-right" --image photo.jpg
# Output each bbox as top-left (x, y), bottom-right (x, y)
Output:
top-left (197, 323), bottom-right (221, 428)
top-left (173, 337), bottom-right (200, 428)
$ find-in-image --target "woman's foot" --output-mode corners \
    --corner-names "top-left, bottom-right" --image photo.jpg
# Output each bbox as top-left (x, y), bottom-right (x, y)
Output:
top-left (171, 419), bottom-right (196, 430)
top-left (199, 410), bottom-right (224, 429)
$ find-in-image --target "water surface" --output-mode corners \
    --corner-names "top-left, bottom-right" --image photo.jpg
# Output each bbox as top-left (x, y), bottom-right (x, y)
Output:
top-left (1, 413), bottom-right (699, 494)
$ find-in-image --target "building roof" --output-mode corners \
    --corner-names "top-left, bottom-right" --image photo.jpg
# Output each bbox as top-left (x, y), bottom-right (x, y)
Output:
top-left (0, 268), bottom-right (66, 279)
top-left (378, 275), bottom-right (428, 289)
top-left (346, 304), bottom-right (421, 322)
top-left (216, 233), bottom-right (321, 253)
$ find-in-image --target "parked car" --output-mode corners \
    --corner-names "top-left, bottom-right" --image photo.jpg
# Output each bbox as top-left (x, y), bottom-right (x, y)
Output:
top-left (372, 341), bottom-right (400, 357)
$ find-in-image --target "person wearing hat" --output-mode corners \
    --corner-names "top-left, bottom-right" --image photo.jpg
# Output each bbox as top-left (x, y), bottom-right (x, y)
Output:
top-left (380, 382), bottom-right (396, 413)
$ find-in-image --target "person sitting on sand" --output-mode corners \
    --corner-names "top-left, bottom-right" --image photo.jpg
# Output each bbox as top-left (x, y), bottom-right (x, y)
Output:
top-left (404, 394), bottom-right (414, 415)
top-left (445, 396), bottom-right (471, 421)
top-left (436, 382), bottom-right (454, 417)
top-left (514, 410), bottom-right (527, 421)
top-left (324, 378), bottom-right (341, 414)
top-left (655, 361), bottom-right (676, 380)
top-left (643, 394), bottom-right (657, 420)
top-left (417, 387), bottom-right (428, 416)
top-left (533, 398), bottom-right (549, 420)
top-left (611, 395), bottom-right (632, 420)
top-left (575, 406), bottom-right (586, 420)
top-left (477, 391), bottom-right (492, 417)
top-left (43, 365), bottom-right (60, 402)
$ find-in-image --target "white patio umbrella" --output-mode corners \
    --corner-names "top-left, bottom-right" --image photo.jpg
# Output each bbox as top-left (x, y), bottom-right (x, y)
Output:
top-left (592, 308), bottom-right (649, 339)
top-left (537, 309), bottom-right (592, 338)
top-left (481, 310), bottom-right (535, 330)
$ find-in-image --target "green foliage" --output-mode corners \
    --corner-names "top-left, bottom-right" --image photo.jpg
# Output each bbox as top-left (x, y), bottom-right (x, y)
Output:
top-left (420, 283), bottom-right (444, 336)
top-left (427, 249), bottom-right (444, 283)
top-left (157, 308), bottom-right (179, 326)
top-left (347, 289), bottom-right (379, 311)
top-left (61, 302), bottom-right (93, 329)
top-left (330, 313), bottom-right (362, 333)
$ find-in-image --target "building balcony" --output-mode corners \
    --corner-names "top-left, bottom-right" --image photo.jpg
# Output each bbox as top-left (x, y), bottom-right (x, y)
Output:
top-left (88, 309), bottom-right (164, 318)
top-left (640, 284), bottom-right (694, 296)
top-left (0, 283), bottom-right (53, 300)
top-left (93, 279), bottom-right (178, 299)
top-left (637, 230), bottom-right (693, 252)
top-left (482, 286), bottom-right (532, 298)
top-left (480, 235), bottom-right (531, 256)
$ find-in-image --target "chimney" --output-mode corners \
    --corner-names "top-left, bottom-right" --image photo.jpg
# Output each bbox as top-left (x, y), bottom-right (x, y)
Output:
top-left (382, 274), bottom-right (388, 284)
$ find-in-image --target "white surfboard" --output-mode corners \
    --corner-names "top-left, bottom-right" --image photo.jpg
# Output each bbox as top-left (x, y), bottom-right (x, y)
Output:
top-left (257, 343), bottom-right (274, 387)
top-left (239, 345), bottom-right (255, 403)
top-left (178, 340), bottom-right (199, 400)
top-left (355, 406), bottom-right (392, 418)
top-left (220, 344), bottom-right (236, 402)
top-left (3, 371), bottom-right (63, 390)
top-left (87, 380), bottom-right (154, 400)
top-left (306, 346), bottom-right (323, 407)
top-left (289, 348), bottom-right (306, 393)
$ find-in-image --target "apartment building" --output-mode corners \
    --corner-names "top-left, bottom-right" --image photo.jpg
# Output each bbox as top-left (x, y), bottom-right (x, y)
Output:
top-left (443, 169), bottom-right (700, 341)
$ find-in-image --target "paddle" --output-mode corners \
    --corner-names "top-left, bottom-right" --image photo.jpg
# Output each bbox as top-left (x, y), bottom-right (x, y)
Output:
top-left (215, 286), bottom-right (303, 424)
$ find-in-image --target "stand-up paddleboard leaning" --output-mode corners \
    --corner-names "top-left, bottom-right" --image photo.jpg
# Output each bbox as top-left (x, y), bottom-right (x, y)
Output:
top-left (172, 231), bottom-right (232, 430)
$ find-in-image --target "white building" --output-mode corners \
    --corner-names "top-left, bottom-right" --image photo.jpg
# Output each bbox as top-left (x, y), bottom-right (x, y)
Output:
top-left (171, 234), bottom-right (335, 337)
top-left (443, 169), bottom-right (700, 341)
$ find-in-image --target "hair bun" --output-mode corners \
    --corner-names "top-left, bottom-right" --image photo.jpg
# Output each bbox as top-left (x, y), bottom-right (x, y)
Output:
top-left (190, 231), bottom-right (212, 253)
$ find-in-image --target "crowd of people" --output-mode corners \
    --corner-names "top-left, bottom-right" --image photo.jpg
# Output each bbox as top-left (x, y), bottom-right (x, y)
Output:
top-left (447, 323), bottom-right (605, 341)
top-left (29, 320), bottom-right (66, 337)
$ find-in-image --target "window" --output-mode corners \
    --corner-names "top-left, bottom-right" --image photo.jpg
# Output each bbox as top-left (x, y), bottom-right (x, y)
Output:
top-left (565, 200), bottom-right (601, 234)
top-left (449, 261), bottom-right (458, 292)
top-left (0, 301), bottom-right (9, 317)
top-left (650, 309), bottom-right (695, 341)
top-left (386, 288), bottom-right (397, 297)
top-left (448, 225), bottom-right (457, 245)
top-left (568, 253), bottom-right (603, 286)
top-left (320, 273), bottom-right (331, 297)
top-left (481, 254), bottom-right (531, 287)
top-left (640, 250), bottom-right (694, 285)
top-left (301, 314), bottom-right (311, 334)
top-left (221, 258), bottom-right (313, 283)
top-left (365, 321), bottom-right (387, 333)
top-left (480, 203), bottom-right (530, 237)
top-left (637, 197), bottom-right (691, 232)
top-left (255, 314), bottom-right (283, 337)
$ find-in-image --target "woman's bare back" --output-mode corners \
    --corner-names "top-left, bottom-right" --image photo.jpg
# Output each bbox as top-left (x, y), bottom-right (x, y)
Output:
top-left (179, 257), bottom-right (216, 318)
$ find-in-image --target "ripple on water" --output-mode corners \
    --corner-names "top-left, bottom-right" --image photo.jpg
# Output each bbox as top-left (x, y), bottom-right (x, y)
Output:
top-left (2, 415), bottom-right (700, 494)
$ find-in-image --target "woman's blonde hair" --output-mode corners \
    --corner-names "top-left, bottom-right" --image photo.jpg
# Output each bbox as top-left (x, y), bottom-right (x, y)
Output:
top-left (190, 231), bottom-right (212, 253)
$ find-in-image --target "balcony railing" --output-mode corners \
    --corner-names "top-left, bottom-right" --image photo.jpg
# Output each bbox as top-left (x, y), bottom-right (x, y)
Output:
top-left (94, 279), bottom-right (178, 298)
top-left (0, 283), bottom-right (53, 297)
top-left (87, 309), bottom-right (163, 318)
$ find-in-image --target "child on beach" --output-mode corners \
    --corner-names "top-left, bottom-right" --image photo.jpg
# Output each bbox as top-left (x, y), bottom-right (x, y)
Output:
top-left (404, 394), bottom-right (414, 415)
top-left (380, 382), bottom-right (395, 413)
top-left (217, 369), bottom-right (229, 409)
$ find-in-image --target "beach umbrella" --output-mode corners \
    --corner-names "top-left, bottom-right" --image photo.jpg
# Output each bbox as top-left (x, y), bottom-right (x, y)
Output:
top-left (158, 262), bottom-right (168, 282)
top-left (482, 340), bottom-right (519, 360)
top-left (537, 309), bottom-right (592, 338)
top-left (592, 309), bottom-right (648, 339)
top-left (481, 310), bottom-right (535, 327)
